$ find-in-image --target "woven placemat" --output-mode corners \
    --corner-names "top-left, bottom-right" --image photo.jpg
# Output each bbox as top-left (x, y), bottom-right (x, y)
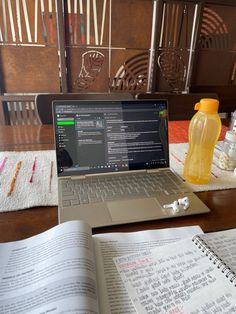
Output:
top-left (0, 144), bottom-right (233, 213)
top-left (170, 142), bottom-right (236, 192)
top-left (0, 151), bottom-right (57, 213)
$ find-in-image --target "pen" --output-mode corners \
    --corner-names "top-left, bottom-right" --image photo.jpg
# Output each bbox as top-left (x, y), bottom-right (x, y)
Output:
top-left (7, 161), bottom-right (22, 196)
top-left (49, 161), bottom-right (53, 193)
top-left (29, 157), bottom-right (37, 183)
top-left (0, 156), bottom-right (7, 174)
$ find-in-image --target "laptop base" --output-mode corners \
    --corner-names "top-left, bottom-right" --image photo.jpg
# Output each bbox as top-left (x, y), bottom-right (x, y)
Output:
top-left (58, 193), bottom-right (210, 228)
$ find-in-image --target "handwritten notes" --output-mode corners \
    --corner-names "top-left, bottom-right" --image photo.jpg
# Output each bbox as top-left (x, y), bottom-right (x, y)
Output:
top-left (114, 238), bottom-right (236, 314)
top-left (198, 229), bottom-right (236, 273)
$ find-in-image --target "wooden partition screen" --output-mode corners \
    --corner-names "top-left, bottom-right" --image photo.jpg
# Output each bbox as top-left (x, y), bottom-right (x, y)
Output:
top-left (0, 0), bottom-right (235, 124)
top-left (0, 0), bottom-right (60, 93)
top-left (65, 0), bottom-right (153, 93)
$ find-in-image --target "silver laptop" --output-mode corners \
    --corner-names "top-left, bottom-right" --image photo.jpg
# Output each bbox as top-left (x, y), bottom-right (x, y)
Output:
top-left (53, 99), bottom-right (210, 227)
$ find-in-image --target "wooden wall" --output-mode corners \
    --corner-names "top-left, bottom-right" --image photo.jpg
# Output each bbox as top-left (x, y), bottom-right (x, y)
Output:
top-left (0, 0), bottom-right (235, 97)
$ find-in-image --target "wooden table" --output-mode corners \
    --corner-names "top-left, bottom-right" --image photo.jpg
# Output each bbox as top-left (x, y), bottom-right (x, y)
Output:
top-left (0, 125), bottom-right (236, 243)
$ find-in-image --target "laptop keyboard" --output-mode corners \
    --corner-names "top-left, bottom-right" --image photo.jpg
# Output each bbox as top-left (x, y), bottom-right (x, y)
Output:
top-left (61, 170), bottom-right (189, 207)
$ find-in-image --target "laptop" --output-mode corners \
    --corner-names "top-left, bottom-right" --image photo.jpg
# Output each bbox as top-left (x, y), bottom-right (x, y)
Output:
top-left (52, 99), bottom-right (210, 227)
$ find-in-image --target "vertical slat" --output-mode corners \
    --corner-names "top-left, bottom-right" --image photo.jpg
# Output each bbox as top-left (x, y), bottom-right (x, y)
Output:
top-left (8, 102), bottom-right (17, 125)
top-left (18, 101), bottom-right (24, 124)
top-left (27, 101), bottom-right (35, 124)
top-left (21, 101), bottom-right (29, 124)
top-left (32, 101), bottom-right (41, 124)
top-left (0, 100), bottom-right (6, 124)
top-left (0, 95), bottom-right (40, 124)
top-left (147, 0), bottom-right (164, 93)
top-left (14, 101), bottom-right (23, 125)
top-left (0, 97), bottom-right (41, 125)
top-left (185, 2), bottom-right (204, 92)
top-left (30, 101), bottom-right (38, 124)
top-left (56, 0), bottom-right (68, 92)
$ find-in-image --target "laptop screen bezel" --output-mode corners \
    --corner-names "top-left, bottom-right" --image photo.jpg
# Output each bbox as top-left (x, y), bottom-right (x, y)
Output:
top-left (52, 99), bottom-right (169, 177)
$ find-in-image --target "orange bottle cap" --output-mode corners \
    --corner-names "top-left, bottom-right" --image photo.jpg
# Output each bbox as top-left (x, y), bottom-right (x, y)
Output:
top-left (194, 98), bottom-right (219, 113)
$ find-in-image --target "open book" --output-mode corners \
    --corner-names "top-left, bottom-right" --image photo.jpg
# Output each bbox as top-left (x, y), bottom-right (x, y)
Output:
top-left (114, 228), bottom-right (236, 314)
top-left (0, 220), bottom-right (202, 314)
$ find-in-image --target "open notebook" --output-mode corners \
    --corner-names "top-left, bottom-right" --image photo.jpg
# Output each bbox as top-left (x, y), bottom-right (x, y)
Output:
top-left (114, 229), bottom-right (236, 314)
top-left (114, 228), bottom-right (236, 313)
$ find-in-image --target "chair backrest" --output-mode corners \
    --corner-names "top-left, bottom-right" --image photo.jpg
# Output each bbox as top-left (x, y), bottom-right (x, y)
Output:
top-left (36, 93), bottom-right (134, 124)
top-left (0, 95), bottom-right (40, 125)
top-left (136, 93), bottom-right (219, 120)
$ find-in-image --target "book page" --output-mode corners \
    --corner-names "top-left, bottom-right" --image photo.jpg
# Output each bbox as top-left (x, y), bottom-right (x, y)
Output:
top-left (198, 228), bottom-right (236, 273)
top-left (114, 238), bottom-right (236, 314)
top-left (0, 220), bottom-right (99, 314)
top-left (93, 225), bottom-right (203, 314)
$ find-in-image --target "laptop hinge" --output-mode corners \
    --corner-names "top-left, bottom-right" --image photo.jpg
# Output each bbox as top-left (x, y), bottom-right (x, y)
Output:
top-left (70, 169), bottom-right (147, 179)
top-left (70, 175), bottom-right (86, 180)
top-left (147, 168), bottom-right (166, 173)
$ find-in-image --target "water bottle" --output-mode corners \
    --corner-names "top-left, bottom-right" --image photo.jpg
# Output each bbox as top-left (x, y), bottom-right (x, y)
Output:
top-left (183, 98), bottom-right (222, 184)
top-left (230, 110), bottom-right (236, 131)
top-left (218, 131), bottom-right (236, 171)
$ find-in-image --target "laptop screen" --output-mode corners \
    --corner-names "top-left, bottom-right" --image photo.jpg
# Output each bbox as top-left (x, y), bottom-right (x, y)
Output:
top-left (53, 100), bottom-right (169, 177)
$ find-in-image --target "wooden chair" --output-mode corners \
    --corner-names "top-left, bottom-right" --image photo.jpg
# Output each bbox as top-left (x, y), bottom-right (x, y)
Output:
top-left (0, 95), bottom-right (41, 125)
top-left (36, 93), bottom-right (134, 124)
top-left (135, 93), bottom-right (219, 120)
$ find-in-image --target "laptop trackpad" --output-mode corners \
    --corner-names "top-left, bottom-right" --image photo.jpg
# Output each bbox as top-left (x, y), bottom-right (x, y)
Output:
top-left (108, 198), bottom-right (160, 222)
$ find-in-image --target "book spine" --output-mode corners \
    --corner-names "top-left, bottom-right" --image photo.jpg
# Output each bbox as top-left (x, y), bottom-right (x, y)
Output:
top-left (192, 235), bottom-right (236, 285)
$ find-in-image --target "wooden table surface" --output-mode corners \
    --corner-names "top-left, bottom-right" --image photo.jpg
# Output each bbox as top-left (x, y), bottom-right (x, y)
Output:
top-left (0, 125), bottom-right (235, 243)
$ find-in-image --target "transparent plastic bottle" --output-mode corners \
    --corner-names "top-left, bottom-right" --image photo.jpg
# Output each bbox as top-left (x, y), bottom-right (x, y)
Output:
top-left (183, 98), bottom-right (222, 184)
top-left (218, 131), bottom-right (236, 171)
top-left (230, 110), bottom-right (236, 131)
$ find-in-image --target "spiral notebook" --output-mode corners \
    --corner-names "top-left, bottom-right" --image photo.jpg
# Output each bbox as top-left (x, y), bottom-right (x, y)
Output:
top-left (114, 228), bottom-right (236, 313)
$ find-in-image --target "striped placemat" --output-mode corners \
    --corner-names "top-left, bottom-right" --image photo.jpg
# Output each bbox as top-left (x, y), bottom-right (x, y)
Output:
top-left (0, 151), bottom-right (57, 213)
top-left (170, 142), bottom-right (236, 192)
top-left (0, 143), bottom-right (233, 213)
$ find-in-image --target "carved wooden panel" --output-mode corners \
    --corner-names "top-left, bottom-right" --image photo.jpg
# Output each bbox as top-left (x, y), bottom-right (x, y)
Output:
top-left (192, 4), bottom-right (236, 86)
top-left (67, 47), bottom-right (109, 92)
top-left (65, 0), bottom-right (152, 93)
top-left (110, 50), bottom-right (149, 92)
top-left (0, 0), bottom-right (60, 93)
top-left (154, 1), bottom-right (196, 92)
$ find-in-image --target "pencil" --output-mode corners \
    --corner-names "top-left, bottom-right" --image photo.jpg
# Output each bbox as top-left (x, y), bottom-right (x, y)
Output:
top-left (7, 161), bottom-right (22, 196)
top-left (49, 161), bottom-right (53, 193)
top-left (29, 157), bottom-right (37, 183)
